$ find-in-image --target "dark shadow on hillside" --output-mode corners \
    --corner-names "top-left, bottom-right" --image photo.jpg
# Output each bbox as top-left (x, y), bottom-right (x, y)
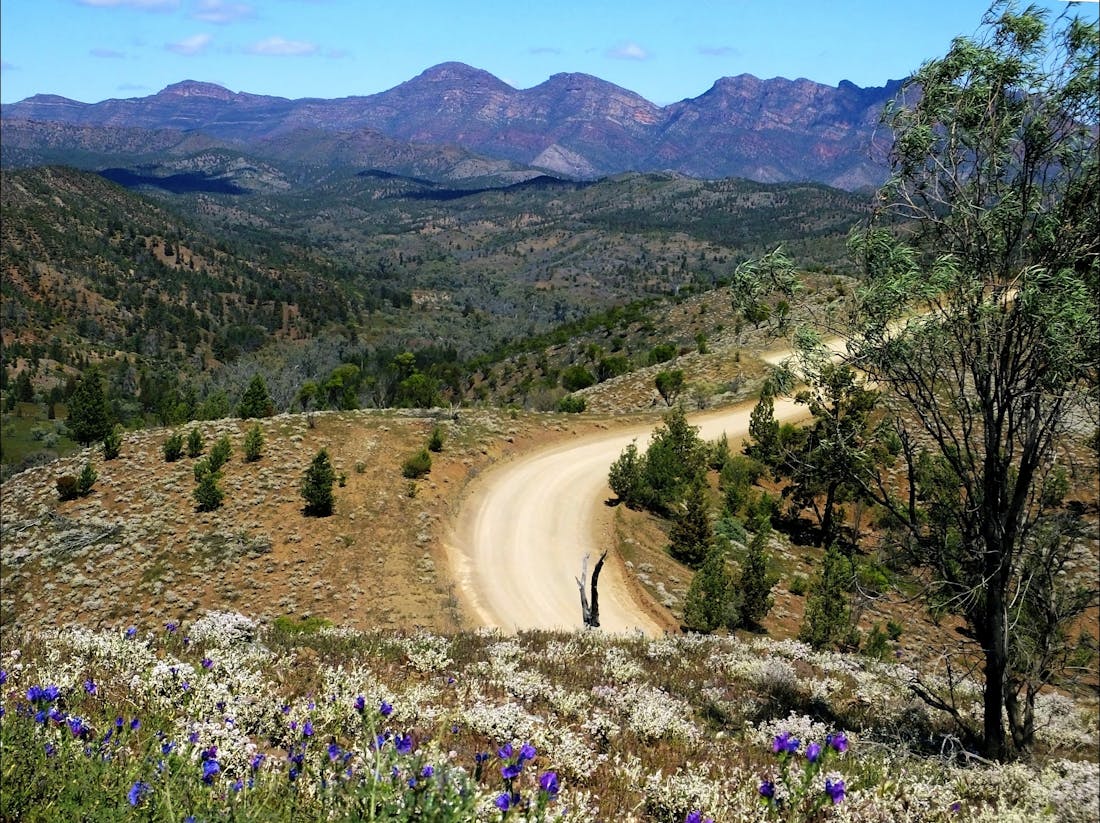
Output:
top-left (99, 168), bottom-right (249, 194)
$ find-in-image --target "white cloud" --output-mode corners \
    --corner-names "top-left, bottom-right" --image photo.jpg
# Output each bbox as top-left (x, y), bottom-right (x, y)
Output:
top-left (245, 37), bottom-right (318, 57)
top-left (91, 47), bottom-right (126, 58)
top-left (77, 0), bottom-right (179, 9)
top-left (167, 33), bottom-right (213, 56)
top-left (606, 41), bottom-right (651, 61)
top-left (191, 0), bottom-right (255, 24)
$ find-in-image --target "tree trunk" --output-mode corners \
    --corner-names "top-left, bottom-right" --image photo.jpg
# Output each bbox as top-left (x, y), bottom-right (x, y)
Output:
top-left (820, 480), bottom-right (839, 549)
top-left (981, 583), bottom-right (1009, 761)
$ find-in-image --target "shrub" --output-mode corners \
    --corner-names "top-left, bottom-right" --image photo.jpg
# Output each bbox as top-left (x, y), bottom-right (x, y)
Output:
top-left (207, 435), bottom-right (232, 473)
top-left (163, 432), bottom-right (184, 462)
top-left (301, 448), bottom-right (335, 516)
top-left (561, 365), bottom-right (595, 392)
top-left (101, 428), bottom-right (122, 461)
top-left (194, 471), bottom-right (224, 512)
top-left (863, 623), bottom-right (893, 661)
top-left (186, 427), bottom-right (205, 458)
top-left (799, 546), bottom-right (855, 650)
top-left (402, 448), bottom-right (432, 479)
top-left (789, 574), bottom-right (809, 596)
top-left (647, 343), bottom-right (677, 365)
top-left (56, 475), bottom-right (79, 501)
top-left (76, 462), bottom-right (97, 496)
top-left (194, 459), bottom-right (210, 483)
top-left (668, 482), bottom-right (712, 569)
top-left (738, 519), bottom-right (778, 629)
top-left (243, 424), bottom-right (263, 462)
top-left (683, 544), bottom-right (735, 633)
top-left (608, 441), bottom-right (644, 507)
top-left (427, 426), bottom-right (445, 452)
top-left (596, 355), bottom-right (631, 382)
top-left (720, 454), bottom-right (765, 517)
top-left (557, 394), bottom-right (586, 413)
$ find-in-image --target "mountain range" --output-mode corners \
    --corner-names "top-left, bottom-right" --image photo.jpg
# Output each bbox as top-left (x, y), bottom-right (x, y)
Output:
top-left (1, 63), bottom-right (903, 190)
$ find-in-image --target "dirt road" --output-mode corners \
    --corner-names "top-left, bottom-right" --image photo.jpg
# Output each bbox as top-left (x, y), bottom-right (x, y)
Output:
top-left (445, 389), bottom-right (808, 636)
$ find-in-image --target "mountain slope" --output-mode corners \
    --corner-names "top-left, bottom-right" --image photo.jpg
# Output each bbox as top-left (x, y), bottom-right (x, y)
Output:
top-left (1, 64), bottom-right (902, 188)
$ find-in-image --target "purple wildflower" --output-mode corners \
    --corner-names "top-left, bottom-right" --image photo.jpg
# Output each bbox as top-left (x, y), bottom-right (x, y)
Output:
top-left (0, 669), bottom-right (7, 685)
top-left (494, 793), bottom-right (511, 811)
top-left (806, 742), bottom-right (823, 763)
top-left (502, 762), bottom-right (523, 780)
top-left (125, 627), bottom-right (137, 638)
top-left (539, 771), bottom-right (560, 798)
top-left (130, 717), bottom-right (141, 731)
top-left (498, 743), bottom-right (514, 759)
top-left (165, 622), bottom-right (178, 633)
top-left (826, 731), bottom-right (848, 753)
top-left (84, 679), bottom-right (97, 695)
top-left (519, 743), bottom-right (537, 762)
top-left (421, 764), bottom-right (434, 778)
top-left (759, 780), bottom-right (776, 800)
top-left (327, 742), bottom-right (341, 761)
top-left (302, 720), bottom-right (314, 738)
top-left (201, 658), bottom-right (213, 669)
top-left (395, 734), bottom-right (413, 755)
top-left (162, 740), bottom-right (175, 755)
top-left (354, 695), bottom-right (366, 712)
top-left (772, 732), bottom-right (799, 754)
top-left (251, 753), bottom-right (265, 771)
top-left (380, 700), bottom-right (393, 717)
top-left (202, 758), bottom-right (221, 784)
top-left (127, 781), bottom-right (150, 807)
top-left (825, 777), bottom-right (846, 804)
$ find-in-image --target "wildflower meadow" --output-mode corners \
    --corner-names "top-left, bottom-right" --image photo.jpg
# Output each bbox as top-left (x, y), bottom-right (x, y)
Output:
top-left (1, 611), bottom-right (1097, 821)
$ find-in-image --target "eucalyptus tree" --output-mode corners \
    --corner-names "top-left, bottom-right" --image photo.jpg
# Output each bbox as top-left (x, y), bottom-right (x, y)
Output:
top-left (843, 2), bottom-right (1099, 760)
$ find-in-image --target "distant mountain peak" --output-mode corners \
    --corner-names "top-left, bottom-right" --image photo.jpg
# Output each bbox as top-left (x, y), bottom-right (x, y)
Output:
top-left (414, 62), bottom-right (511, 87)
top-left (159, 81), bottom-right (237, 100)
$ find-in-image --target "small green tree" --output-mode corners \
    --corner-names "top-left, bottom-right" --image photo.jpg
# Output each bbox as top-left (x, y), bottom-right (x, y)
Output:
top-left (746, 381), bottom-right (781, 469)
top-left (163, 432), bottom-right (184, 462)
top-left (720, 454), bottom-right (765, 517)
top-left (237, 374), bottom-right (274, 419)
top-left (207, 435), bottom-right (232, 473)
top-left (683, 544), bottom-right (735, 633)
top-left (668, 481), bottom-right (713, 569)
top-left (101, 428), bottom-right (122, 461)
top-left (243, 424), bottom-right (264, 462)
top-left (799, 545), bottom-right (854, 650)
top-left (186, 427), bottom-right (205, 458)
top-left (66, 369), bottom-right (113, 446)
top-left (738, 507), bottom-right (778, 629)
top-left (194, 470), bottom-right (224, 512)
top-left (608, 441), bottom-right (645, 508)
top-left (301, 448), bottom-right (336, 516)
top-left (76, 461), bottom-right (97, 496)
top-left (427, 426), bottom-right (445, 453)
top-left (641, 405), bottom-right (708, 515)
top-left (654, 369), bottom-right (685, 406)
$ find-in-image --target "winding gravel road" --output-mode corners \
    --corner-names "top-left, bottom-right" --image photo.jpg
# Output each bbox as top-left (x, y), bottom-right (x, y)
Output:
top-left (445, 389), bottom-right (808, 636)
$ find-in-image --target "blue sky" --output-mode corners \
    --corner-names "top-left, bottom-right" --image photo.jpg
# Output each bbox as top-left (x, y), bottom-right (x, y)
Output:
top-left (1, 0), bottom-right (1094, 105)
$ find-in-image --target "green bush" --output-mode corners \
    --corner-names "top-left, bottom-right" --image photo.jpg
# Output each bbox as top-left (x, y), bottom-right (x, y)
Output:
top-left (207, 435), bottom-right (232, 473)
top-left (402, 448), bottom-right (432, 480)
top-left (683, 544), bottom-right (735, 633)
top-left (163, 432), bottom-right (184, 462)
top-left (186, 427), bottom-right (205, 458)
top-left (193, 471), bottom-right (224, 512)
top-left (76, 462), bottom-right (97, 496)
top-left (427, 426), bottom-right (445, 452)
top-left (243, 424), bottom-right (264, 462)
top-left (301, 448), bottom-right (336, 516)
top-left (789, 574), bottom-right (809, 596)
top-left (668, 482), bottom-right (712, 569)
top-left (561, 365), bottom-right (596, 392)
top-left (557, 394), bottom-right (586, 413)
top-left (799, 546), bottom-right (855, 650)
top-left (647, 343), bottom-right (677, 365)
top-left (101, 429), bottom-right (122, 461)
